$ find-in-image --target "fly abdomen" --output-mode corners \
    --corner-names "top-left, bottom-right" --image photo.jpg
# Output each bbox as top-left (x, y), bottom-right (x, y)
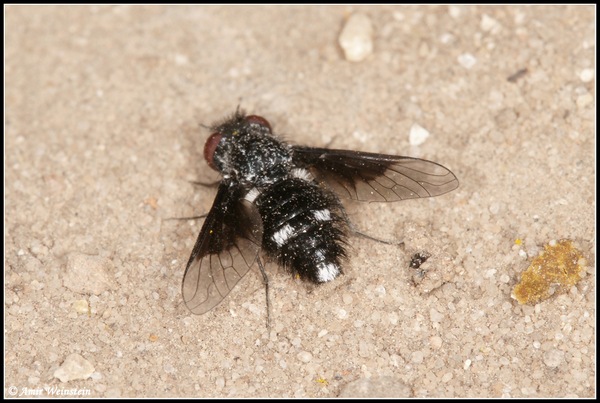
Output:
top-left (255, 177), bottom-right (348, 283)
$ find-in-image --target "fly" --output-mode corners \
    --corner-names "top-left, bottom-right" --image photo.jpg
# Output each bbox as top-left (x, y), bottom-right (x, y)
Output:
top-left (182, 110), bottom-right (459, 316)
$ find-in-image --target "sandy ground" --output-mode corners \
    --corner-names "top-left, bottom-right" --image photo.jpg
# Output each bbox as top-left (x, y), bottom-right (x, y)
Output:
top-left (5, 5), bottom-right (595, 398)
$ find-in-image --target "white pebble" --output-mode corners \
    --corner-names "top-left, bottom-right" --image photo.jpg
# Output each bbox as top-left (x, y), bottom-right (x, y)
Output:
top-left (440, 33), bottom-right (455, 44)
top-left (480, 14), bottom-right (501, 33)
top-left (484, 269), bottom-right (497, 279)
top-left (448, 6), bottom-right (461, 18)
top-left (458, 53), bottom-right (477, 69)
top-left (579, 68), bottom-right (594, 83)
top-left (543, 349), bottom-right (565, 368)
top-left (577, 93), bottom-right (593, 109)
top-left (64, 253), bottom-right (115, 295)
top-left (409, 123), bottom-right (430, 146)
top-left (411, 350), bottom-right (424, 364)
top-left (339, 377), bottom-right (411, 398)
top-left (430, 336), bottom-right (443, 349)
top-left (392, 12), bottom-right (404, 21)
top-left (489, 203), bottom-right (500, 214)
top-left (429, 309), bottom-right (444, 323)
top-left (72, 299), bottom-right (89, 314)
top-left (339, 13), bottom-right (374, 62)
top-left (174, 53), bottom-right (188, 66)
top-left (297, 351), bottom-right (313, 363)
top-left (54, 353), bottom-right (95, 383)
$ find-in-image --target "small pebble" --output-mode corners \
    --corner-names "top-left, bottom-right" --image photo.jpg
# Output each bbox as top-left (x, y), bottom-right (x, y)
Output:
top-left (297, 351), bottom-right (313, 363)
top-left (53, 353), bottom-right (95, 383)
top-left (72, 299), bottom-right (89, 314)
top-left (543, 349), bottom-right (565, 368)
top-left (576, 93), bottom-right (593, 109)
top-left (64, 253), bottom-right (115, 295)
top-left (339, 13), bottom-right (374, 62)
top-left (429, 309), bottom-right (444, 323)
top-left (411, 350), bottom-right (424, 364)
top-left (579, 68), bottom-right (594, 83)
top-left (480, 14), bottom-right (501, 33)
top-left (374, 285), bottom-right (386, 297)
top-left (458, 53), bottom-right (477, 69)
top-left (442, 372), bottom-right (453, 383)
top-left (430, 336), bottom-right (443, 349)
top-left (339, 377), bottom-right (411, 398)
top-left (409, 123), bottom-right (430, 146)
top-left (174, 53), bottom-right (189, 66)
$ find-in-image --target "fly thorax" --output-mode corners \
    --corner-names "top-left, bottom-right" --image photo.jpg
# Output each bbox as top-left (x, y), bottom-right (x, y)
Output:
top-left (230, 135), bottom-right (292, 185)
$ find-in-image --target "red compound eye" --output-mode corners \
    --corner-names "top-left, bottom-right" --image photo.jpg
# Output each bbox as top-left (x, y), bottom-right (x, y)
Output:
top-left (245, 115), bottom-right (272, 132)
top-left (204, 132), bottom-right (223, 170)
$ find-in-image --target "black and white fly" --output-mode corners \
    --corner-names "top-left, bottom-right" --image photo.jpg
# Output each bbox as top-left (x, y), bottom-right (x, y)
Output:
top-left (182, 110), bottom-right (459, 316)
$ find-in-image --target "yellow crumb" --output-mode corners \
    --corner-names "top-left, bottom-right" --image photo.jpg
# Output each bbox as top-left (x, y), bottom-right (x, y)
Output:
top-left (513, 240), bottom-right (585, 305)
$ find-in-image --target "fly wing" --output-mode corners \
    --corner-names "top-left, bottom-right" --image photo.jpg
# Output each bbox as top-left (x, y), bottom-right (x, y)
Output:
top-left (182, 182), bottom-right (262, 315)
top-left (292, 146), bottom-right (459, 202)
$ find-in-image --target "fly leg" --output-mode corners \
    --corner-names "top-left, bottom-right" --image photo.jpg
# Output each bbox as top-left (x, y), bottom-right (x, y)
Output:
top-left (339, 207), bottom-right (403, 246)
top-left (189, 180), bottom-right (220, 188)
top-left (350, 225), bottom-right (404, 246)
top-left (257, 256), bottom-right (271, 330)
